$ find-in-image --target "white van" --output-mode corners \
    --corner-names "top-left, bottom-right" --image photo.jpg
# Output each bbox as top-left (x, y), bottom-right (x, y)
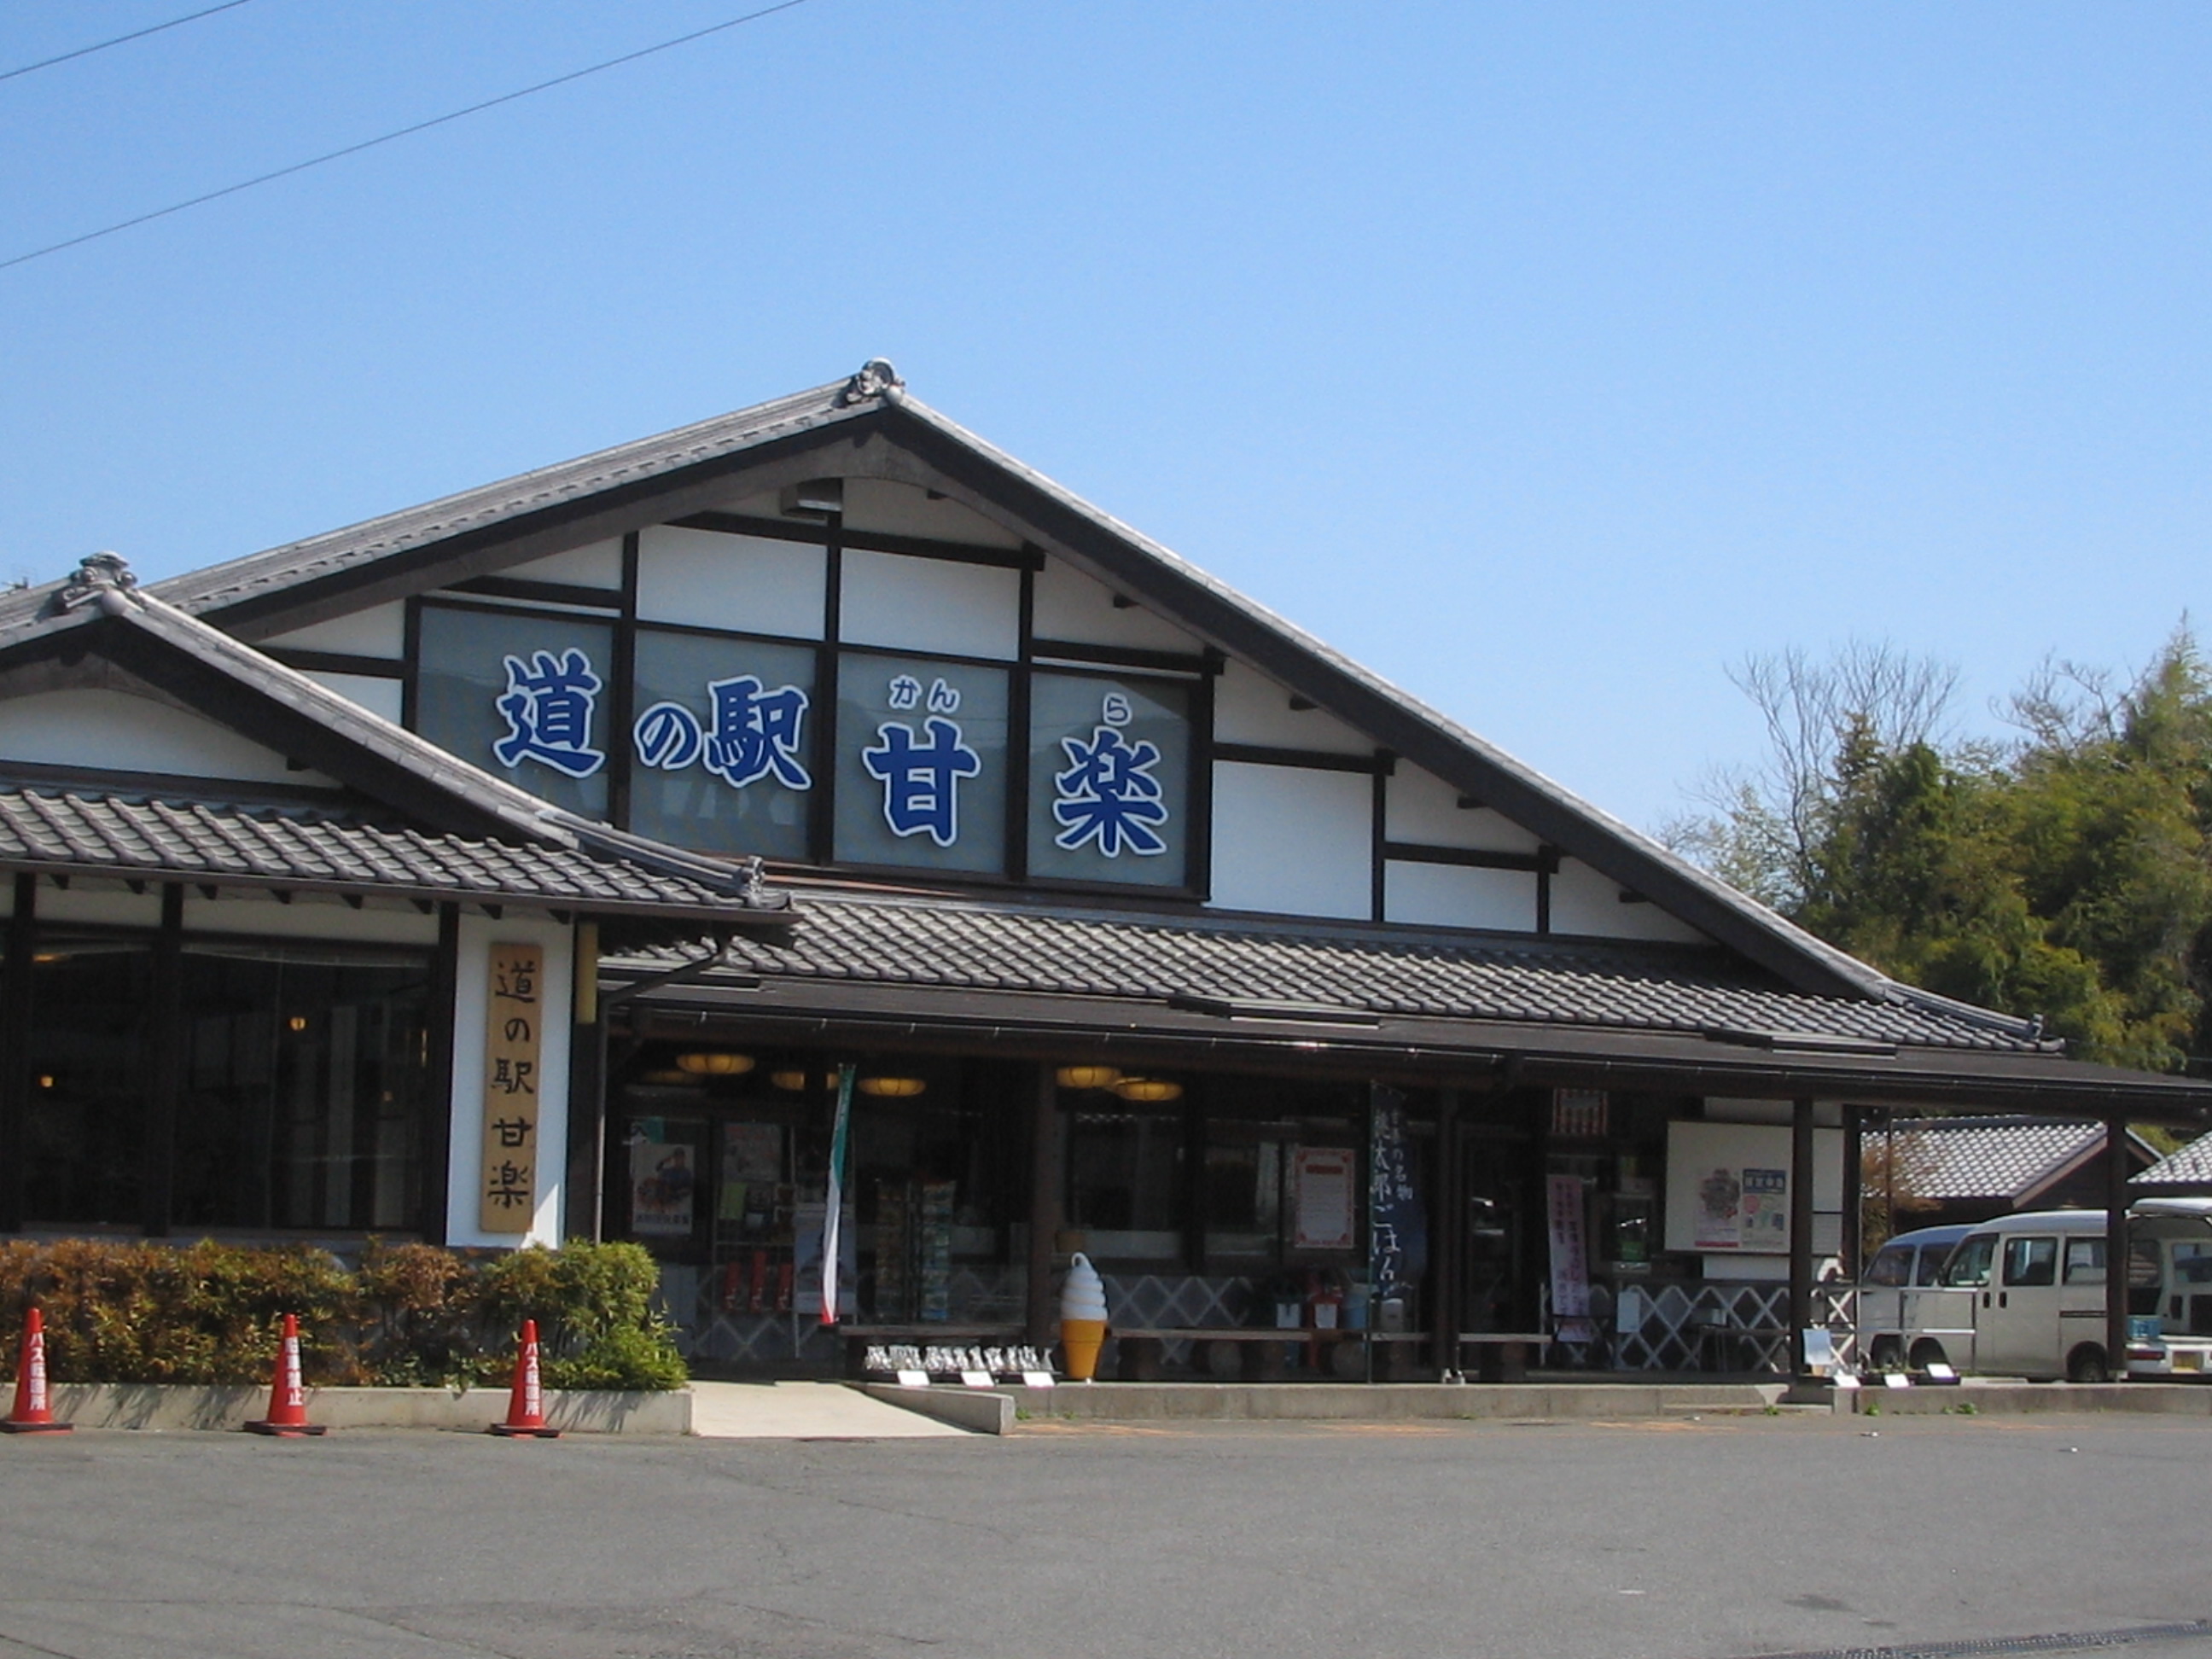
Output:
top-left (1854, 1223), bottom-right (1974, 1373)
top-left (1894, 1202), bottom-right (2212, 1382)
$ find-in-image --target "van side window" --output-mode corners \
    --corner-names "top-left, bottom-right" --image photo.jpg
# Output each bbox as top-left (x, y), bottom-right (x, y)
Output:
top-left (1915, 1246), bottom-right (1955, 1285)
top-left (2063, 1237), bottom-right (2104, 1284)
top-left (2002, 1236), bottom-right (2058, 1288)
top-left (1865, 1247), bottom-right (1912, 1288)
top-left (2130, 1238), bottom-right (2165, 1316)
top-left (1943, 1234), bottom-right (1998, 1288)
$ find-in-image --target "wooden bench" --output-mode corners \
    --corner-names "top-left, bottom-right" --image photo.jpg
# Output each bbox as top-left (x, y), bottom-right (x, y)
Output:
top-left (1113, 1327), bottom-right (1427, 1382)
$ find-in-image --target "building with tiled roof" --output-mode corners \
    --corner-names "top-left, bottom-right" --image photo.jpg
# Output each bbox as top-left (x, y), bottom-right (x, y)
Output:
top-left (1860, 1115), bottom-right (2159, 1228)
top-left (6, 362), bottom-right (2206, 1382)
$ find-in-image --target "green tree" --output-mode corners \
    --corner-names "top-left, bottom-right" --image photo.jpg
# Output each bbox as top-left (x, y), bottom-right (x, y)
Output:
top-left (1670, 630), bottom-right (2212, 1072)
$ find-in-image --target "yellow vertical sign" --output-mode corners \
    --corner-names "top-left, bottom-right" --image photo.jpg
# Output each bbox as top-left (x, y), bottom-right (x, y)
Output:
top-left (480, 941), bottom-right (544, 1235)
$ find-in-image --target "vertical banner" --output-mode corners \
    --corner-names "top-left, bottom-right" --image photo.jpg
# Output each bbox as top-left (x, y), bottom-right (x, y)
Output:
top-left (479, 942), bottom-right (544, 1234)
top-left (1546, 1173), bottom-right (1593, 1342)
top-left (819, 1063), bottom-right (855, 1325)
top-left (1368, 1087), bottom-right (1426, 1304)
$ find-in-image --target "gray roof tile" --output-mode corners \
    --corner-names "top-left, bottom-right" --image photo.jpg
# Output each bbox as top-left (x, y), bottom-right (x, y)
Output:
top-left (1877, 1116), bottom-right (2106, 1198)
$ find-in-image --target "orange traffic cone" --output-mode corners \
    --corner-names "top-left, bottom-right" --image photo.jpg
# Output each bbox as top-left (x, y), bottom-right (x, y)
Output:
top-left (488, 1319), bottom-right (560, 1438)
top-left (244, 1313), bottom-right (326, 1436)
top-left (2, 1307), bottom-right (71, 1435)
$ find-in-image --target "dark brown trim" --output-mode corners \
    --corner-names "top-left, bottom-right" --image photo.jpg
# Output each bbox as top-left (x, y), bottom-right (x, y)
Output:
top-left (1029, 637), bottom-right (1212, 677)
top-left (1370, 769), bottom-right (1388, 924)
top-left (1536, 847), bottom-right (1554, 936)
top-left (449, 574), bottom-right (621, 609)
top-left (2105, 1118), bottom-right (2130, 1383)
top-left (1213, 742), bottom-right (1391, 776)
top-left (141, 883), bottom-right (184, 1238)
top-left (400, 597), bottom-right (422, 731)
top-left (263, 646), bottom-right (406, 680)
top-left (420, 903), bottom-right (460, 1246)
top-left (1004, 566), bottom-right (1035, 884)
top-left (672, 509), bottom-right (1042, 571)
top-left (1023, 1062), bottom-right (1062, 1345)
top-left (0, 875), bottom-right (33, 1232)
top-left (811, 528), bottom-right (843, 867)
top-left (1382, 841), bottom-right (1557, 875)
top-left (1789, 1097), bottom-right (1814, 1378)
top-left (1187, 665), bottom-right (1215, 901)
top-left (606, 533), bottom-right (641, 830)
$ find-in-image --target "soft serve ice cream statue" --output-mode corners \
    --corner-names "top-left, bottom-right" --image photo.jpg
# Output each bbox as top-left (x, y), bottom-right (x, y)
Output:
top-left (1059, 1254), bottom-right (1110, 1382)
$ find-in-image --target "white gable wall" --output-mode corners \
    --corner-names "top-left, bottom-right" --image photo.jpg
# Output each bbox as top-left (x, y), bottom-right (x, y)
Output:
top-left (306, 671), bottom-right (405, 725)
top-left (1214, 659), bottom-right (1371, 753)
top-left (1384, 862), bottom-right (1538, 931)
top-left (263, 602), bottom-right (407, 660)
top-left (0, 689), bottom-right (335, 787)
top-left (842, 478), bottom-right (1026, 548)
top-left (1208, 762), bottom-right (1371, 918)
top-left (1551, 858), bottom-right (1709, 944)
top-left (509, 538), bottom-right (623, 590)
top-left (1032, 557), bottom-right (1202, 653)
top-left (1385, 765), bottom-right (1543, 853)
top-left (839, 550), bottom-right (1021, 661)
top-left (635, 526), bottom-right (826, 637)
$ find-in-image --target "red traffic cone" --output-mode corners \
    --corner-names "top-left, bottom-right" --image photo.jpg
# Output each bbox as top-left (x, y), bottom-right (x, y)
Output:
top-left (244, 1313), bottom-right (326, 1437)
top-left (489, 1319), bottom-right (560, 1438)
top-left (2, 1307), bottom-right (71, 1435)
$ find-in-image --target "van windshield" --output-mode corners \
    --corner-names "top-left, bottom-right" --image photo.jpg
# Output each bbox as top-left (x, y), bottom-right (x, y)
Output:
top-left (1864, 1247), bottom-right (1912, 1288)
top-left (1942, 1234), bottom-right (1998, 1288)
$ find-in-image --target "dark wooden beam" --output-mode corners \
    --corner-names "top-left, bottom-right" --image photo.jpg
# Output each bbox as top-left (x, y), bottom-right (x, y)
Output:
top-left (446, 574), bottom-right (621, 610)
top-left (1214, 742), bottom-right (1391, 776)
top-left (670, 509), bottom-right (1043, 571)
top-left (141, 883), bottom-right (184, 1237)
top-left (261, 646), bottom-right (406, 680)
top-left (420, 904), bottom-right (461, 1246)
top-left (1024, 1062), bottom-right (1064, 1347)
top-left (1790, 1097), bottom-right (1815, 1381)
top-left (2106, 1116), bottom-right (2130, 1382)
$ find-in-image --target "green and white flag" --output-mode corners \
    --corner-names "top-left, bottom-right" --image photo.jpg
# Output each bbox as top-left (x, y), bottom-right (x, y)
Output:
top-left (819, 1063), bottom-right (855, 1326)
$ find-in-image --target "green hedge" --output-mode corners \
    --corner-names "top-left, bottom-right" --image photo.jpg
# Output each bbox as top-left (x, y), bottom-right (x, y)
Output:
top-left (0, 1239), bottom-right (686, 1391)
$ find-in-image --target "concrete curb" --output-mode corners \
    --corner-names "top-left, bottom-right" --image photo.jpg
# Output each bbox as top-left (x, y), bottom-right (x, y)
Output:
top-left (42, 1382), bottom-right (693, 1434)
top-left (996, 1382), bottom-right (1789, 1421)
top-left (1850, 1382), bottom-right (2212, 1417)
top-left (859, 1383), bottom-right (1010, 1435)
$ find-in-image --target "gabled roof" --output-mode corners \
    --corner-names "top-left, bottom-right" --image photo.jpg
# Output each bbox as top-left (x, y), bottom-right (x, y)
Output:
top-left (0, 778), bottom-right (771, 923)
top-left (0, 554), bottom-right (790, 925)
top-left (2137, 1132), bottom-right (2212, 1188)
top-left (1876, 1115), bottom-right (2155, 1202)
top-left (0, 364), bottom-right (2072, 1029)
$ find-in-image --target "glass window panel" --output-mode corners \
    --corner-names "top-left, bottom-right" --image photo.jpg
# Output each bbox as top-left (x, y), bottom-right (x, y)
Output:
top-left (171, 950), bottom-right (431, 1231)
top-left (1941, 1234), bottom-right (1997, 1287)
top-left (629, 630), bottom-right (816, 860)
top-left (415, 606), bottom-right (614, 817)
top-left (2002, 1236), bottom-right (2057, 1287)
top-left (1027, 671), bottom-right (1190, 888)
top-left (25, 940), bottom-right (151, 1226)
top-left (1067, 1107), bottom-right (1185, 1261)
top-left (833, 654), bottom-right (1009, 874)
top-left (2064, 1237), bottom-right (2106, 1284)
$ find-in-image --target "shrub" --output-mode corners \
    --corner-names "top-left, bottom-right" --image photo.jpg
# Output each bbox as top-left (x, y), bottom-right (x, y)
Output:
top-left (0, 1238), bottom-right (685, 1390)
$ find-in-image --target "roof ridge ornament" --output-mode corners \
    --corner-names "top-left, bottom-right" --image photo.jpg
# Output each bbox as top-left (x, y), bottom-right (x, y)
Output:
top-left (838, 358), bottom-right (904, 405)
top-left (53, 550), bottom-right (140, 616)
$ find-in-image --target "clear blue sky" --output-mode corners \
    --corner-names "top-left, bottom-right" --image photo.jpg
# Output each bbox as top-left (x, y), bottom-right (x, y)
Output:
top-left (4, 3), bottom-right (2208, 834)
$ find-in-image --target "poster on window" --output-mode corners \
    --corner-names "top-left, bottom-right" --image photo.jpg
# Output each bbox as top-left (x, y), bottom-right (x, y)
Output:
top-left (1293, 1147), bottom-right (1356, 1251)
top-left (1547, 1174), bottom-right (1593, 1339)
top-left (630, 1140), bottom-right (697, 1237)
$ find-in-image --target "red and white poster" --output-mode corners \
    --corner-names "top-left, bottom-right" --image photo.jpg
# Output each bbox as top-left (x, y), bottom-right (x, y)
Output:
top-left (1547, 1173), bottom-right (1593, 1340)
top-left (1293, 1147), bottom-right (1356, 1251)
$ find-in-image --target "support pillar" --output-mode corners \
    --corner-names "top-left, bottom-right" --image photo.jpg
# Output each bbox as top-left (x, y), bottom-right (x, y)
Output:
top-left (140, 884), bottom-right (183, 1238)
top-left (1841, 1103), bottom-right (1863, 1278)
top-left (1789, 1097), bottom-right (1815, 1379)
top-left (1024, 1064), bottom-right (1065, 1347)
top-left (2106, 1115), bottom-right (2131, 1382)
top-left (1433, 1089), bottom-right (1464, 1377)
top-left (419, 904), bottom-right (460, 1246)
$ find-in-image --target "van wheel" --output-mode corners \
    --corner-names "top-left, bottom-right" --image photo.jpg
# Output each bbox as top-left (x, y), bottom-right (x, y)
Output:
top-left (2066, 1345), bottom-right (2110, 1385)
top-left (1909, 1339), bottom-right (1949, 1371)
top-left (1869, 1337), bottom-right (1904, 1372)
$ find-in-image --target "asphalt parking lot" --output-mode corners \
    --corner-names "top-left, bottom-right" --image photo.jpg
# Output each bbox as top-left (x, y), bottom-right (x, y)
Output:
top-left (1, 1412), bottom-right (2207, 1659)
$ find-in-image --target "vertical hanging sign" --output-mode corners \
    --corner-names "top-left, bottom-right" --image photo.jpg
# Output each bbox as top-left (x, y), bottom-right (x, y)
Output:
top-left (819, 1063), bottom-right (856, 1325)
top-left (480, 942), bottom-right (544, 1234)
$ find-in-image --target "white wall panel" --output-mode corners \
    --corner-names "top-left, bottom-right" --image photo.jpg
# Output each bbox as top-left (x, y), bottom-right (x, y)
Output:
top-left (509, 538), bottom-right (623, 589)
top-left (1385, 765), bottom-right (1544, 852)
top-left (0, 690), bottom-right (333, 786)
top-left (1212, 659), bottom-right (1371, 753)
top-left (1383, 861), bottom-right (1537, 932)
top-left (1549, 858), bottom-right (1710, 943)
top-left (1208, 762), bottom-right (1371, 918)
top-left (305, 671), bottom-right (405, 725)
top-left (840, 550), bottom-right (1021, 661)
top-left (636, 526), bottom-right (826, 638)
top-left (1031, 557), bottom-right (1202, 652)
top-left (32, 888), bottom-right (164, 928)
top-left (446, 912), bottom-right (573, 1249)
top-left (843, 479), bottom-right (1025, 549)
top-left (264, 602), bottom-right (406, 660)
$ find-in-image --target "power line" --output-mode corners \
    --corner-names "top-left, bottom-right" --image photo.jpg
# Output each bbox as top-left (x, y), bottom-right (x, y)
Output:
top-left (0, 2), bottom-right (256, 85)
top-left (1, 0), bottom-right (818, 273)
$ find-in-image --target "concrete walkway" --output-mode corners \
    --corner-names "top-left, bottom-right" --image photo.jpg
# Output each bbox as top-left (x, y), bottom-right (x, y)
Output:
top-left (688, 1380), bottom-right (969, 1438)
